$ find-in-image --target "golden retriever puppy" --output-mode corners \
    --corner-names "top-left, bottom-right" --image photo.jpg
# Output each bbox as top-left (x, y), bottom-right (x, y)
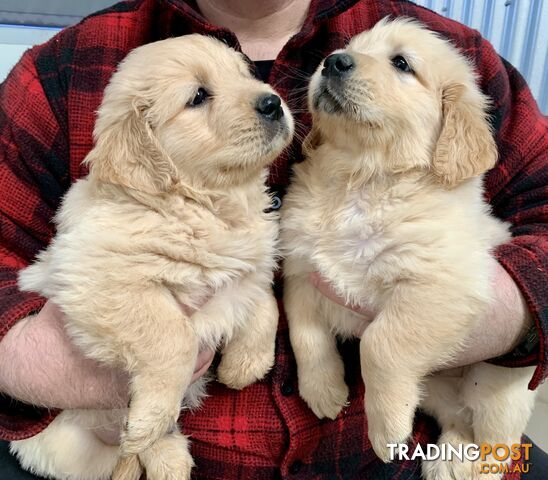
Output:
top-left (11, 34), bottom-right (293, 480)
top-left (281, 18), bottom-right (535, 480)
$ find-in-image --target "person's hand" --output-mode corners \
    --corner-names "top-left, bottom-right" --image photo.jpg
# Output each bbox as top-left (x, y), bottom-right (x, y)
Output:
top-left (309, 272), bottom-right (377, 336)
top-left (0, 298), bottom-right (214, 424)
top-left (310, 263), bottom-right (532, 368)
top-left (95, 346), bottom-right (215, 446)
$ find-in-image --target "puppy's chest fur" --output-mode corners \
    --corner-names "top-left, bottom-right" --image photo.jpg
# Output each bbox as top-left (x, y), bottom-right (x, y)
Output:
top-left (282, 157), bottom-right (509, 309)
top-left (25, 178), bottom-right (277, 338)
top-left (158, 186), bottom-right (278, 295)
top-left (80, 179), bottom-right (275, 281)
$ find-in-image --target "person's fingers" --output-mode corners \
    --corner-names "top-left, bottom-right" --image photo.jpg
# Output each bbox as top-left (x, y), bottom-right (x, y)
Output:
top-left (176, 293), bottom-right (213, 317)
top-left (309, 272), bottom-right (347, 306)
top-left (309, 272), bottom-right (376, 331)
top-left (177, 297), bottom-right (215, 383)
top-left (309, 272), bottom-right (370, 314)
top-left (40, 298), bottom-right (65, 320)
top-left (191, 347), bottom-right (215, 383)
top-left (94, 425), bottom-right (122, 446)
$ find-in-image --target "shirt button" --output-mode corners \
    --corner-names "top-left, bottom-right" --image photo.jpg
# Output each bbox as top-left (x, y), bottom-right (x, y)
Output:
top-left (289, 460), bottom-right (303, 474)
top-left (271, 195), bottom-right (282, 210)
top-left (280, 380), bottom-right (294, 396)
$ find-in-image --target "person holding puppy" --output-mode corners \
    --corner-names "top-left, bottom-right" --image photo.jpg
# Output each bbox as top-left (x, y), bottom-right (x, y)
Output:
top-left (0, 1), bottom-right (546, 479)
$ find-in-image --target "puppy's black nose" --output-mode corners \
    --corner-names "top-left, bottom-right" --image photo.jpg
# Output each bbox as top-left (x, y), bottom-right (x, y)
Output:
top-left (322, 53), bottom-right (355, 77)
top-left (256, 94), bottom-right (283, 121)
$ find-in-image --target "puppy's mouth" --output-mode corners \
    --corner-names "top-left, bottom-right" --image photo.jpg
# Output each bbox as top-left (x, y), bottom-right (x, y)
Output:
top-left (261, 115), bottom-right (292, 146)
top-left (220, 120), bottom-right (291, 179)
top-left (230, 119), bottom-right (291, 170)
top-left (313, 80), bottom-right (379, 129)
top-left (313, 83), bottom-right (345, 114)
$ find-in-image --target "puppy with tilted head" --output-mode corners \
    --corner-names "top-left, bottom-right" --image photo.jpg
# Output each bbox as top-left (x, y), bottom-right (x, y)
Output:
top-left (281, 18), bottom-right (535, 480)
top-left (11, 35), bottom-right (293, 480)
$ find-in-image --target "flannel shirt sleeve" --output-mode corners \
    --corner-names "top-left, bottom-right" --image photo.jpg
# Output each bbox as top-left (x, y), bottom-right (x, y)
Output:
top-left (0, 43), bottom-right (70, 440)
top-left (475, 36), bottom-right (548, 390)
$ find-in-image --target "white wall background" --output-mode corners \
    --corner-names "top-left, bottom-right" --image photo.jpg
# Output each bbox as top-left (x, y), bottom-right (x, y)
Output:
top-left (0, 24), bottom-right (58, 80)
top-left (528, 384), bottom-right (548, 450)
top-left (412, 0), bottom-right (547, 113)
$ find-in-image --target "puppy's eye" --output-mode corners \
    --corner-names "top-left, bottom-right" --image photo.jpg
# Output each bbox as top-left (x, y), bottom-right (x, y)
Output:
top-left (391, 55), bottom-right (414, 74)
top-left (189, 87), bottom-right (209, 107)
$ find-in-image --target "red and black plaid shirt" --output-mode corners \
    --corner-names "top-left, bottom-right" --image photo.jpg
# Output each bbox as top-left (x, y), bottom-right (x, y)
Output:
top-left (0, 1), bottom-right (546, 479)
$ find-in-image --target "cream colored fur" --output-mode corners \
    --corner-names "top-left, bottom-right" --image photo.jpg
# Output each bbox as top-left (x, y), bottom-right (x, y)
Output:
top-left (281, 18), bottom-right (535, 480)
top-left (12, 34), bottom-right (293, 480)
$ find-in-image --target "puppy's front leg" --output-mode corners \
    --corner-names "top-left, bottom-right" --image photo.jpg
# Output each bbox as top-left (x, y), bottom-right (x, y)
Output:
top-left (217, 288), bottom-right (278, 390)
top-left (114, 287), bottom-right (198, 480)
top-left (284, 274), bottom-right (349, 419)
top-left (138, 430), bottom-right (194, 480)
top-left (421, 374), bottom-right (477, 480)
top-left (360, 286), bottom-right (471, 462)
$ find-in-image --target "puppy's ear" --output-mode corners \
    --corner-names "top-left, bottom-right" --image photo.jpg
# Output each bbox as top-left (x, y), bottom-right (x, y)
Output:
top-left (85, 99), bottom-right (178, 195)
top-left (302, 123), bottom-right (323, 157)
top-left (433, 84), bottom-right (497, 188)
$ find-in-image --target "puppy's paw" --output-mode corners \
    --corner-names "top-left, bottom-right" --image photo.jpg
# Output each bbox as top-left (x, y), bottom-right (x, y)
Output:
top-left (422, 456), bottom-right (489, 480)
top-left (112, 455), bottom-right (142, 480)
top-left (299, 371), bottom-right (349, 420)
top-left (472, 470), bottom-right (503, 480)
top-left (421, 430), bottom-right (502, 480)
top-left (217, 343), bottom-right (274, 390)
top-left (366, 397), bottom-right (414, 462)
top-left (122, 402), bottom-right (180, 455)
top-left (139, 432), bottom-right (194, 480)
top-left (422, 450), bottom-right (497, 480)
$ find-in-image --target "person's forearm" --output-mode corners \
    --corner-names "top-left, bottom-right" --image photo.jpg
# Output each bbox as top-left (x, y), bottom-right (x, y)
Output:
top-left (448, 262), bottom-right (532, 368)
top-left (311, 261), bottom-right (533, 369)
top-left (0, 303), bottom-right (129, 409)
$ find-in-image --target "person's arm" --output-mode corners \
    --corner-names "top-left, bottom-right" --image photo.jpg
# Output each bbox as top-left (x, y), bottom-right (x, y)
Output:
top-left (0, 301), bottom-right (130, 410)
top-left (0, 301), bottom-right (214, 410)
top-left (310, 263), bottom-right (531, 367)
top-left (477, 37), bottom-right (547, 389)
top-left (0, 44), bottom-right (68, 440)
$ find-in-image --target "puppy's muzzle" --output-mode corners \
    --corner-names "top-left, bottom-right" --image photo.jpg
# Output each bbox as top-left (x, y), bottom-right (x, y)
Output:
top-left (322, 53), bottom-right (355, 78)
top-left (314, 53), bottom-right (356, 114)
top-left (256, 94), bottom-right (284, 121)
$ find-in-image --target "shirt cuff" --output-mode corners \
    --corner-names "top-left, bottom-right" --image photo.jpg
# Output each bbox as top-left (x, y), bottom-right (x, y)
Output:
top-left (490, 241), bottom-right (547, 390)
